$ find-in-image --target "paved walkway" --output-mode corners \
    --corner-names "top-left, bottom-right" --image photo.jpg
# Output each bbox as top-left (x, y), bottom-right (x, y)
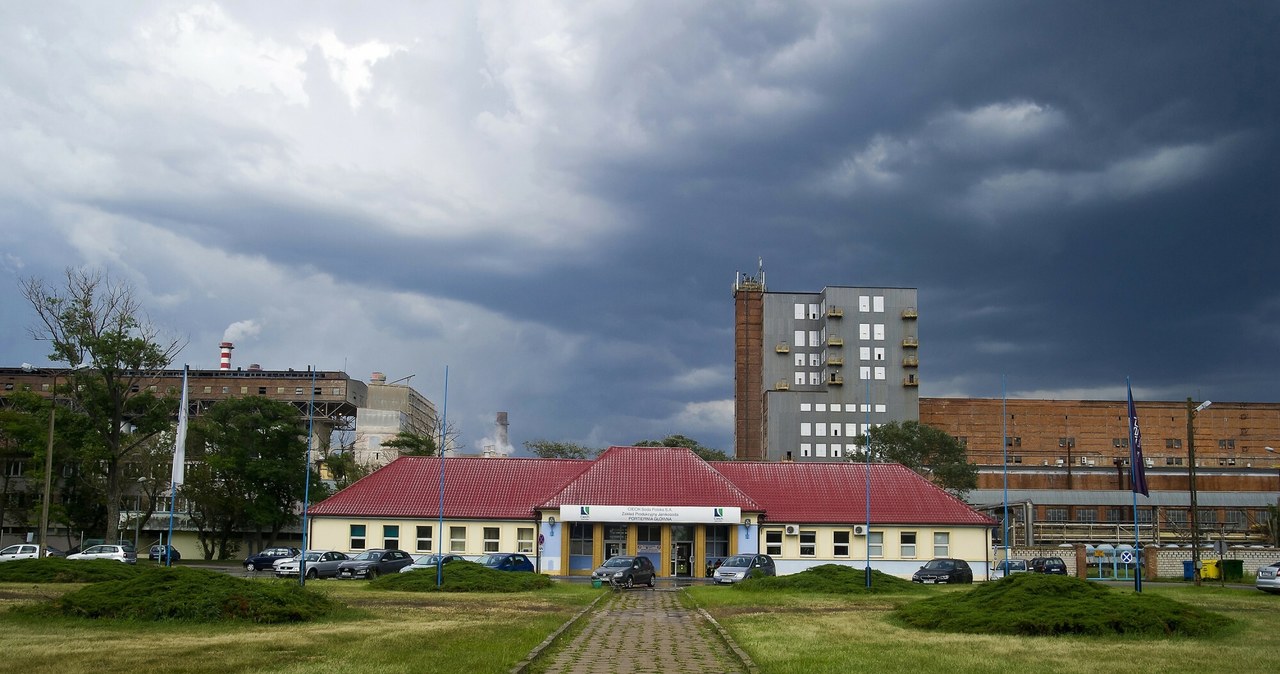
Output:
top-left (534, 588), bottom-right (750, 674)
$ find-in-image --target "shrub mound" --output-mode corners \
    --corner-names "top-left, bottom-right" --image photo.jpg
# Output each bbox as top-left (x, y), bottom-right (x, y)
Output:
top-left (17, 566), bottom-right (339, 623)
top-left (734, 564), bottom-right (922, 594)
top-left (0, 558), bottom-right (141, 583)
top-left (367, 560), bottom-right (553, 593)
top-left (894, 573), bottom-right (1232, 637)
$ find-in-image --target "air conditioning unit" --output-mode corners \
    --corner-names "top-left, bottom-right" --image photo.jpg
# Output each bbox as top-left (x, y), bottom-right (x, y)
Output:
top-left (853, 524), bottom-right (867, 536)
top-left (784, 524), bottom-right (799, 536)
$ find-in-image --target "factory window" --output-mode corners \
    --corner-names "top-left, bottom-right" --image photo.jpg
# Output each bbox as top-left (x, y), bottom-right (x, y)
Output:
top-left (831, 445), bottom-right (842, 457)
top-left (874, 347), bottom-right (885, 360)
top-left (1005, 455), bottom-right (1022, 464)
top-left (874, 367), bottom-right (885, 380)
top-left (860, 367), bottom-right (871, 380)
top-left (859, 296), bottom-right (870, 312)
top-left (1074, 509), bottom-right (1098, 523)
top-left (295, 388), bottom-right (303, 395)
top-left (873, 324), bottom-right (885, 340)
top-left (860, 346), bottom-right (871, 360)
top-left (1218, 439), bottom-right (1235, 449)
top-left (203, 386), bottom-right (212, 394)
top-left (1165, 438), bottom-right (1182, 449)
top-left (795, 330), bottom-right (806, 347)
top-left (1045, 508), bottom-right (1067, 522)
top-left (794, 372), bottom-right (805, 386)
top-left (332, 387), bottom-right (341, 395)
top-left (221, 386), bottom-right (229, 394)
top-left (815, 403), bottom-right (826, 412)
top-left (239, 386), bottom-right (247, 394)
top-left (875, 404), bottom-right (886, 413)
top-left (1005, 436), bottom-right (1021, 447)
top-left (859, 324), bottom-right (871, 340)
top-left (277, 387), bottom-right (285, 394)
top-left (1105, 508), bottom-right (1124, 523)
top-left (800, 444), bottom-right (812, 457)
top-left (1113, 437), bottom-right (1129, 448)
top-left (873, 296), bottom-right (885, 312)
top-left (809, 304), bottom-right (819, 319)
top-left (4, 461), bottom-right (22, 477)
top-left (809, 372), bottom-right (820, 385)
top-left (259, 387), bottom-right (267, 395)
top-left (794, 303), bottom-right (806, 320)
top-left (815, 423), bottom-right (826, 436)
top-left (794, 353), bottom-right (805, 367)
top-left (1165, 456), bottom-right (1184, 465)
top-left (815, 444), bottom-right (826, 457)
top-left (801, 423), bottom-right (811, 437)
top-left (809, 353), bottom-right (821, 367)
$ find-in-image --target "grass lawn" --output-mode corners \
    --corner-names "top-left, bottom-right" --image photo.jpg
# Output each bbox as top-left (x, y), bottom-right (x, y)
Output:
top-left (0, 578), bottom-right (601, 674)
top-left (687, 582), bottom-right (1280, 674)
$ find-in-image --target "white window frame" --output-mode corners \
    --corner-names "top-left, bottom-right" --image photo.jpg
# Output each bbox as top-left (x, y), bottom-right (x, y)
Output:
top-left (873, 296), bottom-right (885, 312)
top-left (833, 531), bottom-right (850, 557)
top-left (517, 527), bottom-right (535, 553)
top-left (933, 532), bottom-right (950, 557)
top-left (483, 526), bottom-right (500, 553)
top-left (799, 530), bottom-right (817, 556)
top-left (450, 526), bottom-right (467, 553)
top-left (765, 530), bottom-right (783, 556)
top-left (869, 531), bottom-right (883, 557)
top-left (416, 525), bottom-right (433, 552)
top-left (901, 532), bottom-right (917, 558)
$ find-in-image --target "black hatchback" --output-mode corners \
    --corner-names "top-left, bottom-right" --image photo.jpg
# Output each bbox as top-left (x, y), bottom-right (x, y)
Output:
top-left (911, 558), bottom-right (974, 584)
top-left (1029, 556), bottom-right (1069, 574)
top-left (591, 555), bottom-right (656, 588)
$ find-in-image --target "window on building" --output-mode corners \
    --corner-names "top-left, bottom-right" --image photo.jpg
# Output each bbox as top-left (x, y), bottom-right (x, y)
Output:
top-left (1058, 437), bottom-right (1075, 448)
top-left (1198, 509), bottom-right (1217, 525)
top-left (258, 386), bottom-right (268, 395)
top-left (383, 525), bottom-right (400, 549)
top-left (1105, 508), bottom-right (1124, 523)
top-left (900, 532), bottom-right (916, 558)
top-left (809, 353), bottom-right (821, 367)
top-left (799, 531), bottom-right (816, 556)
top-left (809, 372), bottom-right (821, 385)
top-left (816, 444), bottom-right (827, 457)
top-left (859, 324), bottom-right (871, 340)
top-left (1218, 439), bottom-right (1236, 449)
top-left (1165, 456), bottom-right (1184, 466)
top-left (332, 387), bottom-right (341, 396)
top-left (1167, 509), bottom-right (1188, 525)
top-left (833, 531), bottom-right (850, 557)
top-left (808, 304), bottom-right (819, 320)
top-left (801, 423), bottom-right (812, 437)
top-left (1005, 436), bottom-right (1022, 447)
top-left (517, 527), bottom-right (534, 553)
top-left (859, 346), bottom-right (871, 361)
top-left (873, 324), bottom-right (885, 340)
top-left (794, 303), bottom-right (806, 320)
top-left (875, 404), bottom-right (886, 413)
top-left (350, 524), bottom-right (366, 550)
top-left (868, 531), bottom-right (883, 557)
top-left (1045, 508), bottom-right (1068, 522)
top-left (933, 532), bottom-right (949, 557)
top-left (859, 295), bottom-right (870, 312)
top-left (203, 386), bottom-right (212, 394)
top-left (483, 527), bottom-right (500, 552)
top-left (795, 330), bottom-right (806, 347)
top-left (874, 367), bottom-right (885, 380)
top-left (1113, 437), bottom-right (1130, 448)
top-left (815, 423), bottom-right (827, 436)
top-left (1225, 510), bottom-right (1246, 529)
top-left (1074, 509), bottom-right (1098, 523)
top-left (295, 387), bottom-right (303, 395)
top-left (860, 366), bottom-right (871, 380)
top-left (450, 526), bottom-right (467, 553)
top-left (1165, 438), bottom-right (1182, 449)
top-left (1136, 509), bottom-right (1153, 523)
top-left (568, 523), bottom-right (592, 557)
top-left (794, 372), bottom-right (806, 386)
top-left (706, 525), bottom-right (730, 559)
top-left (831, 445), bottom-right (842, 458)
top-left (799, 444), bottom-right (812, 457)
top-left (765, 530), bottom-right (783, 556)
top-left (794, 353), bottom-right (806, 367)
top-left (873, 296), bottom-right (885, 312)
top-left (416, 525), bottom-right (433, 552)
top-left (1006, 455), bottom-right (1022, 464)
top-left (4, 461), bottom-right (22, 477)
top-left (874, 347), bottom-right (885, 360)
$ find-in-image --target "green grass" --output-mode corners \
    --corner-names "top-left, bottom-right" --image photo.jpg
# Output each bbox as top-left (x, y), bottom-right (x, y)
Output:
top-left (0, 558), bottom-right (141, 583)
top-left (893, 574), bottom-right (1232, 637)
top-left (0, 578), bottom-right (600, 674)
top-left (688, 580), bottom-right (1280, 674)
top-left (15, 566), bottom-right (341, 623)
top-left (367, 560), bottom-right (554, 592)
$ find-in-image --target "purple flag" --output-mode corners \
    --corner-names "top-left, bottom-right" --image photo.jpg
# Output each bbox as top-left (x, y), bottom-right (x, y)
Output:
top-left (1127, 381), bottom-right (1148, 496)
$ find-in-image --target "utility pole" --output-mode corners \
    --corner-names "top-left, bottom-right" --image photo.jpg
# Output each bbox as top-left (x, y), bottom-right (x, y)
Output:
top-left (1187, 397), bottom-right (1211, 586)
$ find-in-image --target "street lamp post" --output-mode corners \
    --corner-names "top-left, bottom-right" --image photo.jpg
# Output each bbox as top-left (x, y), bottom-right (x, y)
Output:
top-left (1187, 398), bottom-right (1211, 586)
top-left (22, 363), bottom-right (88, 557)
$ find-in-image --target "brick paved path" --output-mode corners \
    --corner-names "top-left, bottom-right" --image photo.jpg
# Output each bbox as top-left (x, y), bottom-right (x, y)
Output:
top-left (537, 588), bottom-right (748, 674)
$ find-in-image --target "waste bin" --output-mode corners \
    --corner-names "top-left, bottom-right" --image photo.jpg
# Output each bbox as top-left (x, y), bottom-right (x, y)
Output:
top-left (1183, 560), bottom-right (1194, 580)
top-left (1201, 559), bottom-right (1220, 580)
top-left (1222, 560), bottom-right (1244, 581)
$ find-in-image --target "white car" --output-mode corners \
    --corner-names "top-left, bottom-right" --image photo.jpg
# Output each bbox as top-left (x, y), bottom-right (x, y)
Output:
top-left (67, 544), bottom-right (137, 564)
top-left (1256, 561), bottom-right (1280, 593)
top-left (0, 544), bottom-right (42, 561)
top-left (275, 550), bottom-right (349, 579)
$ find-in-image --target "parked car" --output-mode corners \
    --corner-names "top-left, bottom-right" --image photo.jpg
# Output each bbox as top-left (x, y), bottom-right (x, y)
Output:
top-left (148, 544), bottom-right (181, 563)
top-left (66, 544), bottom-right (137, 564)
top-left (336, 549), bottom-right (414, 579)
top-left (400, 554), bottom-right (467, 573)
top-left (476, 553), bottom-right (535, 573)
top-left (993, 559), bottom-right (1028, 579)
top-left (591, 555), bottom-right (656, 588)
top-left (912, 558), bottom-right (973, 584)
top-left (275, 550), bottom-right (349, 579)
top-left (713, 554), bottom-right (777, 584)
top-left (1029, 556), bottom-right (1069, 575)
top-left (1256, 561), bottom-right (1280, 593)
top-left (244, 547), bottom-right (302, 572)
top-left (0, 544), bottom-right (44, 561)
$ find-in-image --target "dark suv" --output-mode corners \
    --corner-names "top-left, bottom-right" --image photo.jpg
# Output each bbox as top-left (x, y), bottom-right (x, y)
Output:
top-left (912, 558), bottom-right (974, 584)
top-left (591, 555), bottom-right (656, 588)
top-left (1029, 556), bottom-right (1069, 575)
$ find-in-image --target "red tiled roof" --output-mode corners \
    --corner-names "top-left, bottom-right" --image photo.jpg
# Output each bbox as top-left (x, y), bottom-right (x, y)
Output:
top-left (710, 461), bottom-right (995, 526)
top-left (308, 456), bottom-right (590, 519)
top-left (539, 446), bottom-right (760, 509)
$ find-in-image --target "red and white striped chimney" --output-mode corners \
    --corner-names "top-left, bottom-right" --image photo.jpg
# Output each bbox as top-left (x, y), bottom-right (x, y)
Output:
top-left (219, 342), bottom-right (234, 370)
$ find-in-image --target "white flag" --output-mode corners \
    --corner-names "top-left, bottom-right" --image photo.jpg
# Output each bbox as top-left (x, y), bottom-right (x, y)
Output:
top-left (171, 365), bottom-right (189, 486)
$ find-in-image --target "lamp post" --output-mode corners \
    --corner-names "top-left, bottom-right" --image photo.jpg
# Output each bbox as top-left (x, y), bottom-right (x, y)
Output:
top-left (21, 363), bottom-right (88, 557)
top-left (1187, 398), bottom-right (1211, 586)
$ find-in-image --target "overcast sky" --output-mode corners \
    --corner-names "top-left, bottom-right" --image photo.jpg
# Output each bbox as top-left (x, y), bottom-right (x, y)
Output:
top-left (2, 1), bottom-right (1277, 456)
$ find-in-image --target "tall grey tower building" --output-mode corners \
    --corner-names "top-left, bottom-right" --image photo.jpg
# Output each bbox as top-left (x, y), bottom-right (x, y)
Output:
top-left (734, 271), bottom-right (919, 461)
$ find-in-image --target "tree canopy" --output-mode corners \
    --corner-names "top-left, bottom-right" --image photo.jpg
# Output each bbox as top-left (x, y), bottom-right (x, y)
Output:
top-left (634, 434), bottom-right (731, 462)
top-left (22, 268), bottom-right (184, 542)
top-left (853, 420), bottom-right (977, 496)
top-left (381, 430), bottom-right (438, 456)
top-left (523, 440), bottom-right (598, 459)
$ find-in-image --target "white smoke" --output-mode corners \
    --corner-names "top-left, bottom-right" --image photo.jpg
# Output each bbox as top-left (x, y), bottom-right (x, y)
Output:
top-left (474, 412), bottom-right (514, 457)
top-left (222, 319), bottom-right (262, 343)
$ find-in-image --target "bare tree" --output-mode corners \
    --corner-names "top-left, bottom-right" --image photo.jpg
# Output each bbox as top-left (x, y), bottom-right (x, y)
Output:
top-left (22, 268), bottom-right (185, 543)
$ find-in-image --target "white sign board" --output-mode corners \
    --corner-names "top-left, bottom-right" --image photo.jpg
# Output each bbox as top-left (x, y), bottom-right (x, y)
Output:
top-left (561, 505), bottom-right (742, 524)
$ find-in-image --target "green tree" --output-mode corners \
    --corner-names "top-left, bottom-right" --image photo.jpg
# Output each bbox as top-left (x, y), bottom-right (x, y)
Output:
top-left (634, 434), bottom-right (731, 462)
top-left (0, 392), bottom-right (50, 538)
top-left (22, 268), bottom-right (183, 543)
top-left (523, 440), bottom-right (598, 459)
top-left (853, 420), bottom-right (977, 496)
top-left (185, 396), bottom-right (310, 559)
top-left (381, 430), bottom-right (438, 456)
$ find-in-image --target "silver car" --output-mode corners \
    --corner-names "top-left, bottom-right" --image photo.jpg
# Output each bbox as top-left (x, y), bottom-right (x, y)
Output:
top-left (713, 553), bottom-right (776, 584)
top-left (1257, 561), bottom-right (1280, 593)
top-left (275, 550), bottom-right (349, 579)
top-left (66, 544), bottom-right (137, 564)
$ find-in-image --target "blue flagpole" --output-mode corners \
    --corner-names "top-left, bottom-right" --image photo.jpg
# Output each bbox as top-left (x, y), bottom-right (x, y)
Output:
top-left (865, 377), bottom-right (871, 588)
top-left (1002, 375), bottom-right (1009, 574)
top-left (300, 366), bottom-right (316, 586)
top-left (436, 365), bottom-right (449, 588)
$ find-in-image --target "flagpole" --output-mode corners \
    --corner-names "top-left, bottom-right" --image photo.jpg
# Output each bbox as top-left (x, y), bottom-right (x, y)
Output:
top-left (436, 365), bottom-right (449, 588)
top-left (1127, 377), bottom-right (1146, 593)
top-left (300, 366), bottom-right (316, 586)
top-left (166, 365), bottom-right (189, 568)
top-left (1002, 375), bottom-right (1009, 573)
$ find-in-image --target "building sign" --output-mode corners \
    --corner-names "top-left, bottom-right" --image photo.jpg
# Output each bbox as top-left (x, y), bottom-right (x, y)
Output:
top-left (562, 505), bottom-right (741, 524)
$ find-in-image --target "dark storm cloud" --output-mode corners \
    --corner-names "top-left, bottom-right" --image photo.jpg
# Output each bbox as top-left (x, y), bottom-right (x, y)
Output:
top-left (2, 1), bottom-right (1276, 455)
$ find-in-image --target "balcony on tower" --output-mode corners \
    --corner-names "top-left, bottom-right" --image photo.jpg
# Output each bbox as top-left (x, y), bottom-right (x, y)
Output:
top-left (826, 306), bottom-right (844, 318)
top-left (902, 307), bottom-right (918, 319)
top-left (775, 342), bottom-right (790, 354)
top-left (903, 355), bottom-right (919, 367)
top-left (775, 380), bottom-right (790, 391)
top-left (827, 373), bottom-right (844, 386)
top-left (826, 356), bottom-right (845, 367)
top-left (826, 335), bottom-right (843, 347)
top-left (903, 374), bottom-right (919, 387)
top-left (902, 336), bottom-right (919, 348)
